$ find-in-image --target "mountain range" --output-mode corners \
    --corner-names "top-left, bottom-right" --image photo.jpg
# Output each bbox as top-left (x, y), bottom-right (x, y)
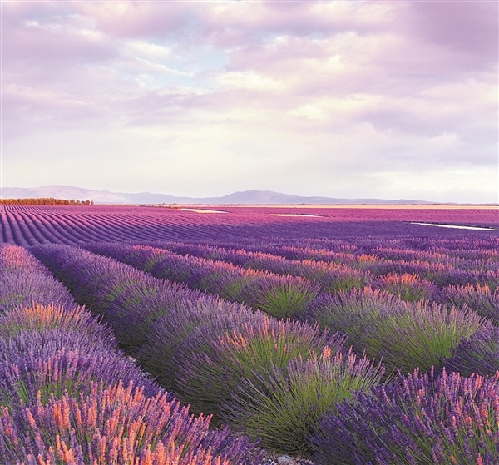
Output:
top-left (1, 186), bottom-right (442, 205)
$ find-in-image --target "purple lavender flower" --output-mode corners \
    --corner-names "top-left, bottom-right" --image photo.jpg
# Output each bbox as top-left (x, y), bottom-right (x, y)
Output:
top-left (0, 327), bottom-right (160, 409)
top-left (0, 381), bottom-right (265, 465)
top-left (307, 287), bottom-right (486, 373)
top-left (310, 368), bottom-right (499, 465)
top-left (443, 283), bottom-right (499, 324)
top-left (445, 324), bottom-right (499, 377)
top-left (0, 303), bottom-right (116, 347)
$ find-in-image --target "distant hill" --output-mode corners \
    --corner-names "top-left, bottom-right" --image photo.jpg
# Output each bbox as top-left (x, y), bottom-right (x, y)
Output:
top-left (1, 186), bottom-right (441, 205)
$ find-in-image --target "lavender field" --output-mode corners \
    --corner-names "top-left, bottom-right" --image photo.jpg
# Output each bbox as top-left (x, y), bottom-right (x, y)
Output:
top-left (1, 204), bottom-right (498, 464)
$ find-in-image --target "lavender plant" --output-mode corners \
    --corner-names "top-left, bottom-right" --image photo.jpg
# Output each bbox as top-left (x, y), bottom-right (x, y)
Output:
top-left (0, 304), bottom-right (116, 348)
top-left (222, 346), bottom-right (384, 455)
top-left (0, 244), bottom-right (48, 272)
top-left (137, 296), bottom-right (263, 392)
top-left (0, 270), bottom-right (77, 314)
top-left (0, 327), bottom-right (160, 409)
top-left (252, 277), bottom-right (320, 319)
top-left (445, 324), bottom-right (499, 377)
top-left (377, 272), bottom-right (438, 302)
top-left (0, 381), bottom-right (265, 465)
top-left (0, 245), bottom-right (266, 464)
top-left (310, 368), bottom-right (499, 465)
top-left (308, 287), bottom-right (486, 374)
top-left (176, 316), bottom-right (345, 420)
top-left (0, 245), bottom-right (76, 313)
top-left (443, 283), bottom-right (499, 325)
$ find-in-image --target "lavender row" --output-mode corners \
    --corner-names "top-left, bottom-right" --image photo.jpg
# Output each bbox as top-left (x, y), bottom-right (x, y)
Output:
top-left (30, 244), bottom-right (384, 456)
top-left (154, 240), bottom-right (371, 293)
top-left (149, 241), bottom-right (442, 302)
top-left (86, 242), bottom-right (492, 376)
top-left (85, 242), bottom-right (322, 320)
top-left (152, 237), bottom-right (498, 289)
top-left (0, 244), bottom-right (77, 313)
top-left (146, 239), bottom-right (499, 322)
top-left (0, 245), bottom-right (262, 464)
top-left (310, 368), bottom-right (499, 464)
top-left (170, 234), bottom-right (499, 263)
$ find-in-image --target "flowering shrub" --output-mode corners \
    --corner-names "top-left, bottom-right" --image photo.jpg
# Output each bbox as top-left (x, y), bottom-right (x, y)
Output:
top-left (445, 325), bottom-right (499, 377)
top-left (176, 316), bottom-right (345, 419)
top-left (0, 327), bottom-right (160, 409)
top-left (8, 224), bottom-right (498, 461)
top-left (137, 295), bottom-right (263, 393)
top-left (308, 287), bottom-right (486, 373)
top-left (223, 346), bottom-right (384, 455)
top-left (377, 273), bottom-right (438, 302)
top-left (254, 277), bottom-right (320, 318)
top-left (0, 244), bottom-right (48, 271)
top-left (443, 284), bottom-right (499, 324)
top-left (0, 381), bottom-right (265, 465)
top-left (0, 245), bottom-right (76, 313)
top-left (310, 368), bottom-right (499, 465)
top-left (0, 304), bottom-right (115, 347)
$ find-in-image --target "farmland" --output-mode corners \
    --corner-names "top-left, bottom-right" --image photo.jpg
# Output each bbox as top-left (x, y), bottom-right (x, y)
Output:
top-left (0, 204), bottom-right (498, 464)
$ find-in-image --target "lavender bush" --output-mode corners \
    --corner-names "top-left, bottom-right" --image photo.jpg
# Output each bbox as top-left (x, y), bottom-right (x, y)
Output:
top-left (308, 287), bottom-right (487, 374)
top-left (175, 316), bottom-right (345, 419)
top-left (445, 324), bottom-right (499, 377)
top-left (0, 244), bottom-right (48, 272)
top-left (443, 283), bottom-right (499, 325)
top-left (0, 304), bottom-right (116, 347)
top-left (376, 272), bottom-right (438, 302)
top-left (0, 245), bottom-right (76, 313)
top-left (0, 381), bottom-right (265, 465)
top-left (223, 346), bottom-right (384, 455)
top-left (310, 368), bottom-right (499, 465)
top-left (137, 296), bottom-right (265, 392)
top-left (0, 327), bottom-right (160, 409)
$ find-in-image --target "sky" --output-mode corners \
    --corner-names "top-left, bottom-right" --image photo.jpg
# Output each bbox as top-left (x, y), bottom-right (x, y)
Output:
top-left (2, 0), bottom-right (498, 203)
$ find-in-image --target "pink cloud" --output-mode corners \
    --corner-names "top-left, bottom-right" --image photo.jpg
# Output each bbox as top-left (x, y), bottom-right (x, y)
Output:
top-left (406, 1), bottom-right (498, 69)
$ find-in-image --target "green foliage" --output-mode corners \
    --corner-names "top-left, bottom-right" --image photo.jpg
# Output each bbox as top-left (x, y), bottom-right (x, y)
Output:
top-left (257, 281), bottom-right (318, 319)
top-left (312, 289), bottom-right (487, 374)
top-left (222, 347), bottom-right (384, 456)
top-left (177, 317), bottom-right (343, 423)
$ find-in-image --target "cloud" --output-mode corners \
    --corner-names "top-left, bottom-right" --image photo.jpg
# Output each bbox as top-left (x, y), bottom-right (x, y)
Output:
top-left (3, 0), bottom-right (497, 203)
top-left (405, 1), bottom-right (498, 69)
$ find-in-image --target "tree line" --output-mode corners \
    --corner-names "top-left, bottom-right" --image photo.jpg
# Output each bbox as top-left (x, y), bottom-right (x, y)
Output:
top-left (0, 198), bottom-right (94, 205)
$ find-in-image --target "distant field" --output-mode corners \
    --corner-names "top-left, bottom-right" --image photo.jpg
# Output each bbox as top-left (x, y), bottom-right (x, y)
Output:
top-left (0, 204), bottom-right (497, 246)
top-left (219, 204), bottom-right (498, 209)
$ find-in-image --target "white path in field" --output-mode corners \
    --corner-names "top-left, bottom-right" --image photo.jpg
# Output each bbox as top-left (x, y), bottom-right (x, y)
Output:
top-left (180, 208), bottom-right (229, 214)
top-left (410, 222), bottom-right (496, 231)
top-left (272, 214), bottom-right (323, 217)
